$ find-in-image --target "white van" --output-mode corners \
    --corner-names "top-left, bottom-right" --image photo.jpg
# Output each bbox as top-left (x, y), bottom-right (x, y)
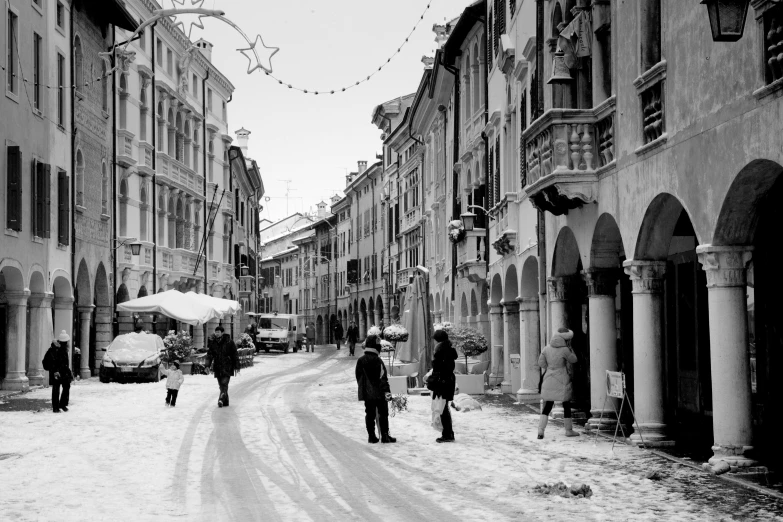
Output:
top-left (256, 313), bottom-right (299, 353)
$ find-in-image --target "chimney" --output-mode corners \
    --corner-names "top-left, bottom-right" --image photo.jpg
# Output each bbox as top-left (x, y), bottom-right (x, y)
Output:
top-left (317, 201), bottom-right (327, 218)
top-left (433, 23), bottom-right (448, 49)
top-left (330, 194), bottom-right (341, 205)
top-left (358, 160), bottom-right (367, 174)
top-left (346, 171), bottom-right (357, 187)
top-left (235, 127), bottom-right (251, 156)
top-left (421, 55), bottom-right (435, 69)
top-left (195, 39), bottom-right (213, 62)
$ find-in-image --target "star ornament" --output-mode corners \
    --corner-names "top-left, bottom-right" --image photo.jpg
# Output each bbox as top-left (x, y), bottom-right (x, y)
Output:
top-left (237, 34), bottom-right (279, 75)
top-left (170, 0), bottom-right (207, 38)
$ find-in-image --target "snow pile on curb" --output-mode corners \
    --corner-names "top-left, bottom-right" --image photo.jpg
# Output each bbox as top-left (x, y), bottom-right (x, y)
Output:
top-left (532, 482), bottom-right (593, 499)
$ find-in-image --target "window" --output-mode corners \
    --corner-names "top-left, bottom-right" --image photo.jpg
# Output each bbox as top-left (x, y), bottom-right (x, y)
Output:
top-left (764, 6), bottom-right (783, 85)
top-left (32, 160), bottom-right (51, 238)
top-left (222, 100), bottom-right (227, 121)
top-left (138, 27), bottom-right (145, 52)
top-left (139, 87), bottom-right (147, 141)
top-left (119, 179), bottom-right (128, 237)
top-left (192, 74), bottom-right (198, 97)
top-left (207, 88), bottom-right (213, 111)
top-left (102, 62), bottom-right (108, 112)
top-left (33, 33), bottom-right (42, 110)
top-left (641, 82), bottom-right (664, 144)
top-left (57, 53), bottom-right (65, 126)
top-left (6, 145), bottom-right (22, 231)
top-left (74, 35), bottom-right (82, 92)
top-left (166, 48), bottom-right (173, 75)
top-left (156, 39), bottom-right (162, 66)
top-left (641, 0), bottom-right (661, 73)
top-left (56, 2), bottom-right (65, 29)
top-left (7, 9), bottom-right (18, 94)
top-left (57, 169), bottom-right (69, 245)
top-left (75, 150), bottom-right (84, 207)
top-left (101, 162), bottom-right (108, 215)
top-left (119, 75), bottom-right (127, 129)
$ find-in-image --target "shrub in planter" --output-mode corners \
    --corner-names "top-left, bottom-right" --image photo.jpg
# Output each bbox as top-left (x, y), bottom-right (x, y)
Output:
top-left (383, 324), bottom-right (409, 343)
top-left (447, 220), bottom-right (466, 244)
top-left (162, 330), bottom-right (193, 363)
top-left (237, 333), bottom-right (254, 350)
top-left (449, 326), bottom-right (488, 372)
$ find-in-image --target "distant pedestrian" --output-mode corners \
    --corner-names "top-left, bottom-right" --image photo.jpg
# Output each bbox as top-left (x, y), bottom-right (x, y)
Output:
top-left (429, 329), bottom-right (458, 443)
top-left (305, 322), bottom-right (316, 352)
top-left (355, 335), bottom-right (396, 444)
top-left (42, 331), bottom-right (73, 413)
top-left (346, 321), bottom-right (359, 356)
top-left (537, 328), bottom-right (579, 439)
top-left (164, 361), bottom-right (184, 407)
top-left (205, 325), bottom-right (240, 408)
top-left (334, 321), bottom-right (344, 350)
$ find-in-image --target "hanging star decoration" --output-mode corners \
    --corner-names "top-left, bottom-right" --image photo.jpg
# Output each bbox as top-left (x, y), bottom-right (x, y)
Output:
top-left (237, 34), bottom-right (279, 75)
top-left (170, 0), bottom-right (208, 39)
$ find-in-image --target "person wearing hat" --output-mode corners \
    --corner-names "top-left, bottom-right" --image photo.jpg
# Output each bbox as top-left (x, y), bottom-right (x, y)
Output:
top-left (205, 325), bottom-right (240, 407)
top-left (164, 360), bottom-right (185, 407)
top-left (42, 331), bottom-right (73, 413)
top-left (355, 334), bottom-right (396, 443)
top-left (537, 327), bottom-right (579, 439)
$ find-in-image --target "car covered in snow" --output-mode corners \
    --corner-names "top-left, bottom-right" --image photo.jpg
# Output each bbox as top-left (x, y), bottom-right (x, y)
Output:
top-left (256, 313), bottom-right (299, 353)
top-left (99, 332), bottom-right (165, 383)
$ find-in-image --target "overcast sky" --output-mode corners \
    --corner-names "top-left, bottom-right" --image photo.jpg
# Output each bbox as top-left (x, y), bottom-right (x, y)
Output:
top-left (179, 0), bottom-right (464, 223)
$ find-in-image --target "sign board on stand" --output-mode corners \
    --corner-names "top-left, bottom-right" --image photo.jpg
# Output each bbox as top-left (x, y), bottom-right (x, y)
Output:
top-left (595, 370), bottom-right (645, 450)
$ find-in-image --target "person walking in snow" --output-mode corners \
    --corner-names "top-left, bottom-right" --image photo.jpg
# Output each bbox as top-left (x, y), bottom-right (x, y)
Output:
top-left (333, 321), bottom-right (344, 350)
top-left (42, 331), bottom-right (73, 413)
top-left (205, 325), bottom-right (240, 408)
top-left (305, 322), bottom-right (316, 352)
top-left (164, 361), bottom-right (184, 407)
top-left (429, 329), bottom-right (458, 443)
top-left (537, 328), bottom-right (580, 439)
top-left (346, 321), bottom-right (359, 356)
top-left (355, 335), bottom-right (396, 444)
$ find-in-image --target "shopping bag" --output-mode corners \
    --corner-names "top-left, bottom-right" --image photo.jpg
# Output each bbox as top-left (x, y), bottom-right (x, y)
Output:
top-left (431, 397), bottom-right (446, 431)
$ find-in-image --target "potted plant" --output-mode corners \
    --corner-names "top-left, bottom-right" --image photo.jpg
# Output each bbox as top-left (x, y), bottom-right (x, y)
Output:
top-left (448, 325), bottom-right (488, 394)
top-left (447, 220), bottom-right (466, 244)
top-left (236, 333), bottom-right (255, 367)
top-left (382, 324), bottom-right (409, 379)
top-left (162, 330), bottom-right (193, 374)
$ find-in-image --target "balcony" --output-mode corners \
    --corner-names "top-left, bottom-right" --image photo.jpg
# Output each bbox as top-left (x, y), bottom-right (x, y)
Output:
top-left (137, 142), bottom-right (154, 177)
top-left (396, 267), bottom-right (415, 289)
top-left (522, 96), bottom-right (616, 216)
top-left (156, 153), bottom-right (205, 197)
top-left (456, 229), bottom-right (487, 283)
top-left (117, 130), bottom-right (136, 168)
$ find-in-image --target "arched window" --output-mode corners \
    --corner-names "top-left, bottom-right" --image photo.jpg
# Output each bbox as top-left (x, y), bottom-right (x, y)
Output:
top-left (463, 50), bottom-right (471, 122)
top-left (223, 150), bottom-right (229, 189)
top-left (175, 199), bottom-right (184, 249)
top-left (208, 140), bottom-right (215, 182)
top-left (193, 130), bottom-right (199, 173)
top-left (157, 102), bottom-right (165, 149)
top-left (472, 42), bottom-right (480, 113)
top-left (223, 222), bottom-right (230, 263)
top-left (102, 61), bottom-right (108, 111)
top-left (175, 113), bottom-right (183, 162)
top-left (119, 178), bottom-right (128, 237)
top-left (119, 74), bottom-right (127, 129)
top-left (184, 203), bottom-right (191, 250)
top-left (101, 161), bottom-right (108, 215)
top-left (139, 87), bottom-right (147, 141)
top-left (158, 191), bottom-right (166, 244)
top-left (167, 109), bottom-right (175, 156)
top-left (140, 185), bottom-right (148, 241)
top-left (74, 36), bottom-right (83, 91)
top-left (184, 121), bottom-right (191, 167)
top-left (76, 150), bottom-right (85, 207)
top-left (168, 196), bottom-right (176, 248)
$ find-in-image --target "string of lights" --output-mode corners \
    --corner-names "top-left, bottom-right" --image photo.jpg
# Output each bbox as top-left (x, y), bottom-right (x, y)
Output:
top-left (261, 2), bottom-right (432, 95)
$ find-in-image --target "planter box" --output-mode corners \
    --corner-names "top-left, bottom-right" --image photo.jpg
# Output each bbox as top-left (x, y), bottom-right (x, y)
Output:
top-left (455, 374), bottom-right (485, 395)
top-left (389, 376), bottom-right (408, 395)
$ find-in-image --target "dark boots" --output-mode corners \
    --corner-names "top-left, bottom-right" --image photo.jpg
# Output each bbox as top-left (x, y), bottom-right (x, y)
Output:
top-left (381, 433), bottom-right (397, 443)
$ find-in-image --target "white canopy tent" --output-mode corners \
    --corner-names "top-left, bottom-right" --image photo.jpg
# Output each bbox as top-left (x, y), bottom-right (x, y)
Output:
top-left (116, 289), bottom-right (240, 326)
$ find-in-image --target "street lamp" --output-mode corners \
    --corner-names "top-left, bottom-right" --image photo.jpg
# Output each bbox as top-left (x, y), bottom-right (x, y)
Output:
top-left (701, 0), bottom-right (750, 42)
top-left (240, 264), bottom-right (250, 277)
top-left (113, 239), bottom-right (143, 256)
top-left (460, 212), bottom-right (477, 232)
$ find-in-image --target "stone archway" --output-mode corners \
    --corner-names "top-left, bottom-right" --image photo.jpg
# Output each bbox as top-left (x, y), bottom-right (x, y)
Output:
top-left (460, 293), bottom-right (469, 324)
top-left (90, 263), bottom-right (111, 377)
top-left (501, 264), bottom-right (520, 393)
top-left (630, 193), bottom-right (709, 448)
top-left (707, 159), bottom-right (783, 468)
top-left (489, 273), bottom-right (503, 385)
top-left (368, 296), bottom-right (375, 329)
top-left (376, 295), bottom-right (384, 327)
top-left (1, 264), bottom-right (29, 390)
top-left (26, 271), bottom-right (47, 386)
top-left (518, 256), bottom-right (541, 394)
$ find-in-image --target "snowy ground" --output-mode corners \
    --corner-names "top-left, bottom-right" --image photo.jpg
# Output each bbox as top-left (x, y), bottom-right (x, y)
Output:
top-left (1, 346), bottom-right (783, 521)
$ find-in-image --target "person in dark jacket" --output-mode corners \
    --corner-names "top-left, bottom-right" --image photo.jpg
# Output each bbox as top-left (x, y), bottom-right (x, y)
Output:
top-left (333, 321), bottom-right (344, 350)
top-left (430, 329), bottom-right (458, 442)
top-left (42, 331), bottom-right (73, 413)
top-left (205, 325), bottom-right (240, 408)
top-left (346, 322), bottom-right (359, 356)
top-left (355, 335), bottom-right (396, 443)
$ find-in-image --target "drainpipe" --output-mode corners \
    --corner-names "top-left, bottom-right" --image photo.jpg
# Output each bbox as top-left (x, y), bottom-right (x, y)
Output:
top-left (451, 61), bottom-right (460, 301)
top-left (70, 3), bottom-right (75, 306)
top-left (202, 69), bottom-right (210, 297)
top-left (111, 25), bottom-right (118, 323)
top-left (151, 22), bottom-right (158, 293)
top-left (536, 0), bottom-right (547, 345)
top-left (483, 13), bottom-right (490, 271)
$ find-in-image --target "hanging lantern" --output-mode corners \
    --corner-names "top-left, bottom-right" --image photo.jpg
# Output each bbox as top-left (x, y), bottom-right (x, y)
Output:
top-left (547, 48), bottom-right (572, 85)
top-left (701, 0), bottom-right (750, 42)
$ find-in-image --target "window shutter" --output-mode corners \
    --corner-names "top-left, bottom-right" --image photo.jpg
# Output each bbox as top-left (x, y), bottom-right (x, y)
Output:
top-left (495, 137), bottom-right (501, 205)
top-left (7, 146), bottom-right (22, 231)
top-left (493, 0), bottom-right (500, 56)
top-left (35, 160), bottom-right (45, 236)
top-left (58, 170), bottom-right (69, 245)
top-left (488, 147), bottom-right (494, 207)
top-left (500, 0), bottom-right (506, 34)
top-left (487, 12), bottom-right (494, 67)
top-left (44, 164), bottom-right (51, 238)
top-left (32, 159), bottom-right (39, 235)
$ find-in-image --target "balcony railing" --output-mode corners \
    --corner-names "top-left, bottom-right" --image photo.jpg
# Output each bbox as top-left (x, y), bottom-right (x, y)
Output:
top-left (522, 97), bottom-right (616, 216)
top-left (456, 229), bottom-right (487, 283)
top-left (396, 267), bottom-right (415, 288)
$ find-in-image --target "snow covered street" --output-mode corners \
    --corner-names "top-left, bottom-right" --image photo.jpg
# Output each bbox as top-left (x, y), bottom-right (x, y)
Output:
top-left (2, 346), bottom-right (783, 521)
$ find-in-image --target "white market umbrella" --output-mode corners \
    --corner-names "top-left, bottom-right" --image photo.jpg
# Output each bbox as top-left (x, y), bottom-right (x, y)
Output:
top-left (185, 292), bottom-right (241, 318)
top-left (117, 289), bottom-right (222, 326)
top-left (396, 276), bottom-right (426, 365)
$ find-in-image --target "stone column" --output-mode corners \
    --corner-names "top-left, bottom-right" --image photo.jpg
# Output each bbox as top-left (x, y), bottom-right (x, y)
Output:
top-left (4, 291), bottom-right (31, 391)
top-left (517, 297), bottom-right (541, 394)
top-left (697, 245), bottom-right (757, 469)
top-left (477, 311), bottom-right (491, 362)
top-left (374, 310), bottom-right (381, 328)
top-left (623, 260), bottom-right (670, 446)
top-left (547, 277), bottom-right (573, 417)
top-left (359, 314), bottom-right (367, 340)
top-left (27, 292), bottom-right (53, 386)
top-left (78, 305), bottom-right (95, 379)
top-left (584, 268), bottom-right (620, 432)
top-left (434, 311), bottom-right (443, 324)
top-left (94, 306), bottom-right (113, 372)
top-left (489, 304), bottom-right (504, 386)
top-left (501, 300), bottom-right (520, 393)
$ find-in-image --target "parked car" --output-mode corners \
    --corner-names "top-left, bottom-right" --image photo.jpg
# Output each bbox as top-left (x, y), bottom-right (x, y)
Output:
top-left (256, 313), bottom-right (299, 353)
top-left (99, 332), bottom-right (164, 383)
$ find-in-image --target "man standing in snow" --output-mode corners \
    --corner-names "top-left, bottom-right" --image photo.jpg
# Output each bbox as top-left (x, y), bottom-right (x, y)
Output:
top-left (42, 331), bottom-right (73, 413)
top-left (205, 325), bottom-right (240, 408)
top-left (333, 320), bottom-right (344, 350)
top-left (305, 322), bottom-right (316, 352)
top-left (355, 335), bottom-right (396, 444)
top-left (346, 321), bottom-right (359, 356)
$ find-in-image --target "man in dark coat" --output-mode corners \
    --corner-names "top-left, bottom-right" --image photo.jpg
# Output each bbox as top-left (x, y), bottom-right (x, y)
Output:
top-left (42, 331), bottom-right (73, 413)
top-left (346, 321), bottom-right (359, 356)
top-left (205, 325), bottom-right (240, 408)
top-left (333, 321), bottom-right (344, 350)
top-left (305, 323), bottom-right (316, 352)
top-left (355, 335), bottom-right (396, 444)
top-left (430, 329), bottom-right (459, 442)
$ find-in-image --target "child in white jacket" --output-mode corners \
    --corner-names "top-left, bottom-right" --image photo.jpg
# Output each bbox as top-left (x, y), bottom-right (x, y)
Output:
top-left (165, 361), bottom-right (184, 407)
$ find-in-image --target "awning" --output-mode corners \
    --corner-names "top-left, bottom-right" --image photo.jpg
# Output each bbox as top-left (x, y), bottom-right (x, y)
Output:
top-left (117, 289), bottom-right (239, 325)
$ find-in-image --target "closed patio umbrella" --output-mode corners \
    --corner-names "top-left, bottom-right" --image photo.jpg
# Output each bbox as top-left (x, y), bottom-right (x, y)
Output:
top-left (117, 289), bottom-right (226, 325)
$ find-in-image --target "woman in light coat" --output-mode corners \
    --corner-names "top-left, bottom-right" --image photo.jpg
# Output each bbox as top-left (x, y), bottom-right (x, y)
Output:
top-left (537, 328), bottom-right (579, 439)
